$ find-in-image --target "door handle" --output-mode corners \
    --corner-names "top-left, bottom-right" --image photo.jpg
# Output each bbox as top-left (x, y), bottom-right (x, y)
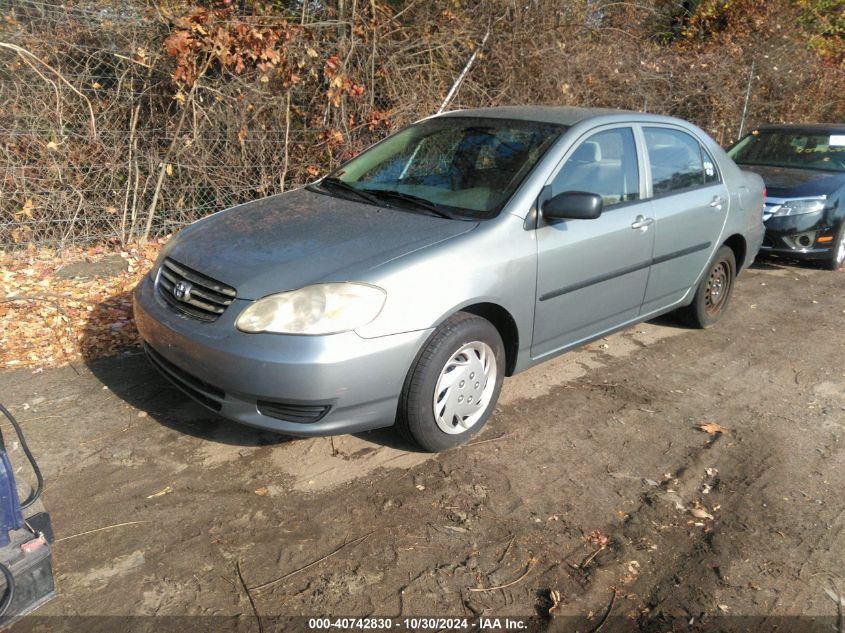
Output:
top-left (631, 215), bottom-right (654, 231)
top-left (710, 195), bottom-right (727, 209)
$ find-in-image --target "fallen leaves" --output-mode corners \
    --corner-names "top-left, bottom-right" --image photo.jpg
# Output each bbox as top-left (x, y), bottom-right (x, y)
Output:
top-left (580, 530), bottom-right (610, 568)
top-left (0, 239), bottom-right (166, 369)
top-left (697, 421), bottom-right (730, 435)
top-left (621, 560), bottom-right (640, 584)
top-left (689, 506), bottom-right (714, 520)
top-left (548, 589), bottom-right (562, 616)
top-left (587, 530), bottom-right (610, 549)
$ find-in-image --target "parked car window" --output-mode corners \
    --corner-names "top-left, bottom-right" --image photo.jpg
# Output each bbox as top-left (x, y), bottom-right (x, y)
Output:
top-left (324, 117), bottom-right (565, 218)
top-left (551, 128), bottom-right (640, 207)
top-left (728, 129), bottom-right (845, 172)
top-left (644, 127), bottom-right (717, 194)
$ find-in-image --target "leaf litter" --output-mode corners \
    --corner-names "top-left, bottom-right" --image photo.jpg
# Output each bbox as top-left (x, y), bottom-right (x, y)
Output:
top-left (0, 240), bottom-right (167, 369)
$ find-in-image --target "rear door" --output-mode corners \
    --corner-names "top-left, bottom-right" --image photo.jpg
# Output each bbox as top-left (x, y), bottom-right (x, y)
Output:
top-left (532, 125), bottom-right (655, 358)
top-left (640, 126), bottom-right (729, 313)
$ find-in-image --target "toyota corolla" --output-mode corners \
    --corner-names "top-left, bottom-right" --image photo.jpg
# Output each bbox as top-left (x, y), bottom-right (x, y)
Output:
top-left (134, 106), bottom-right (764, 451)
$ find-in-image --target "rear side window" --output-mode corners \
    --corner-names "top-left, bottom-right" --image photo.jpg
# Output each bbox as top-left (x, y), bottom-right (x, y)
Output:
top-left (551, 127), bottom-right (640, 208)
top-left (644, 127), bottom-right (719, 195)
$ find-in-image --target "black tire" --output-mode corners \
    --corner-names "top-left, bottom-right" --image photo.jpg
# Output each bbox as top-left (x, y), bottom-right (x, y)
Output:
top-left (823, 223), bottom-right (845, 271)
top-left (678, 245), bottom-right (737, 329)
top-left (396, 312), bottom-right (505, 452)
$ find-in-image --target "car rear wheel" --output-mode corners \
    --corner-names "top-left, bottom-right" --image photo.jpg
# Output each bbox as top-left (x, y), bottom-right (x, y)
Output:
top-left (397, 312), bottom-right (505, 452)
top-left (823, 223), bottom-right (845, 271)
top-left (678, 245), bottom-right (736, 329)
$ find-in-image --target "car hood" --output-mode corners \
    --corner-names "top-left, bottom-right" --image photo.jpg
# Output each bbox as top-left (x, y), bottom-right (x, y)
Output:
top-left (165, 188), bottom-right (478, 299)
top-left (740, 164), bottom-right (845, 198)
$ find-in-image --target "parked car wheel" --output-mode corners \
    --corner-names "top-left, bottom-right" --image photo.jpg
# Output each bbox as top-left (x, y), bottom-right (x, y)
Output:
top-left (397, 312), bottom-right (505, 452)
top-left (824, 223), bottom-right (845, 271)
top-left (679, 245), bottom-right (736, 329)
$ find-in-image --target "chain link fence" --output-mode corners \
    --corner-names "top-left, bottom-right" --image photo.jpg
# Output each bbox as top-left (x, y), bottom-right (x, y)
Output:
top-left (0, 0), bottom-right (460, 249)
top-left (2, 0), bottom-right (844, 250)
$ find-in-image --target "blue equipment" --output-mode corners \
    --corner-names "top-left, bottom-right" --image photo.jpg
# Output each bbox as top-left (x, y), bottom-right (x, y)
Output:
top-left (0, 404), bottom-right (55, 628)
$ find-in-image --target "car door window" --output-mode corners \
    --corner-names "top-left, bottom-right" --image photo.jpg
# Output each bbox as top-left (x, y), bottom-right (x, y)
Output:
top-left (644, 127), bottom-right (719, 194)
top-left (551, 128), bottom-right (640, 208)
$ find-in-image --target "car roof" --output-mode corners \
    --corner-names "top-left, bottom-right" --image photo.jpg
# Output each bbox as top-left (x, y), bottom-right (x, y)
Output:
top-left (754, 123), bottom-right (845, 134)
top-left (433, 105), bottom-right (688, 128)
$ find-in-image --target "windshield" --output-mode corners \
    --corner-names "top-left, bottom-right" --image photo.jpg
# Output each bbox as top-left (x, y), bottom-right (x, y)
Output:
top-left (316, 117), bottom-right (565, 219)
top-left (728, 129), bottom-right (845, 173)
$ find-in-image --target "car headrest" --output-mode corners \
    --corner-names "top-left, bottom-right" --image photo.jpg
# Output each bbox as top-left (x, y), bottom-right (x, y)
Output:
top-left (494, 141), bottom-right (528, 169)
top-left (571, 141), bottom-right (601, 164)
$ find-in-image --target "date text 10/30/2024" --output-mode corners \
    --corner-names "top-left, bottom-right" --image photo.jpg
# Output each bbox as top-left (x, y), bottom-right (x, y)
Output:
top-left (307, 617), bottom-right (529, 630)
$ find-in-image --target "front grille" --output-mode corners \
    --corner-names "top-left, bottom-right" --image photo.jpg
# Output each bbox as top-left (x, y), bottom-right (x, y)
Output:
top-left (144, 344), bottom-right (225, 411)
top-left (257, 400), bottom-right (330, 424)
top-left (156, 258), bottom-right (236, 322)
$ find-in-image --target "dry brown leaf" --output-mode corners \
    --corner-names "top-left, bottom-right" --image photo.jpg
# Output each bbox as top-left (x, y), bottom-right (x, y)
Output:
top-left (697, 422), bottom-right (730, 435)
top-left (689, 506), bottom-right (714, 520)
top-left (14, 199), bottom-right (34, 220)
top-left (549, 589), bottom-right (562, 616)
top-left (587, 530), bottom-right (610, 548)
top-left (254, 486), bottom-right (268, 496)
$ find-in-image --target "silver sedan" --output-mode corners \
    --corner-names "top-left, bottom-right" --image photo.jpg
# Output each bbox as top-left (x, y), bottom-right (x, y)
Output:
top-left (134, 106), bottom-right (765, 451)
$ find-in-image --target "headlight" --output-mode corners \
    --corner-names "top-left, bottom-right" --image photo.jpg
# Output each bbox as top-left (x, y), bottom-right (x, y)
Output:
top-left (772, 198), bottom-right (826, 217)
top-left (236, 283), bottom-right (386, 335)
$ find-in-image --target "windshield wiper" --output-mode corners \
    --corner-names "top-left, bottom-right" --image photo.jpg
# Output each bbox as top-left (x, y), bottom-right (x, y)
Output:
top-left (318, 177), bottom-right (384, 206)
top-left (359, 188), bottom-right (453, 219)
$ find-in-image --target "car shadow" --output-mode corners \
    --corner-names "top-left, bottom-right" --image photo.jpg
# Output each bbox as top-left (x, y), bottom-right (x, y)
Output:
top-left (85, 349), bottom-right (293, 448)
top-left (81, 289), bottom-right (423, 451)
top-left (646, 313), bottom-right (688, 330)
top-left (751, 254), bottom-right (829, 272)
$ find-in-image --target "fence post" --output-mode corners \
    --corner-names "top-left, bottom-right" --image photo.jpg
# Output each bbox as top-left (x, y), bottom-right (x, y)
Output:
top-left (437, 26), bottom-right (491, 114)
top-left (737, 60), bottom-right (755, 141)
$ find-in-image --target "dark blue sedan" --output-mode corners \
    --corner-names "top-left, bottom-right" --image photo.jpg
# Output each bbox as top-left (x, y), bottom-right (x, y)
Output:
top-left (728, 124), bottom-right (845, 270)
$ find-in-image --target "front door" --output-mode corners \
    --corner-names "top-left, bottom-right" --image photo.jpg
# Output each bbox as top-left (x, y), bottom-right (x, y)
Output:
top-left (532, 126), bottom-right (655, 358)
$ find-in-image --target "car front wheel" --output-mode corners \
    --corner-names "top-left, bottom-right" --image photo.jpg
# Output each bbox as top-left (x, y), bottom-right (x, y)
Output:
top-left (397, 312), bottom-right (505, 452)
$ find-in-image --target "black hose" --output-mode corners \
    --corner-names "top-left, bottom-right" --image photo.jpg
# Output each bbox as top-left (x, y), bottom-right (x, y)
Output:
top-left (0, 404), bottom-right (44, 510)
top-left (0, 562), bottom-right (14, 618)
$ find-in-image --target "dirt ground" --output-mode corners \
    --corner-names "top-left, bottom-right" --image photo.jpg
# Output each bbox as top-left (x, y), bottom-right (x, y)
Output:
top-left (1, 258), bottom-right (844, 632)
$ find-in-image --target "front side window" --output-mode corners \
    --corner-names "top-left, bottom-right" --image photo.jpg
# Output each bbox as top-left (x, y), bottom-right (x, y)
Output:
top-left (321, 117), bottom-right (565, 219)
top-left (728, 129), bottom-right (845, 173)
top-left (644, 127), bottom-right (717, 195)
top-left (551, 127), bottom-right (640, 208)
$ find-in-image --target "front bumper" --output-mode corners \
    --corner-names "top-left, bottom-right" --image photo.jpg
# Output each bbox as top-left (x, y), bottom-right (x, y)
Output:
top-left (760, 212), bottom-right (838, 261)
top-left (133, 274), bottom-right (432, 436)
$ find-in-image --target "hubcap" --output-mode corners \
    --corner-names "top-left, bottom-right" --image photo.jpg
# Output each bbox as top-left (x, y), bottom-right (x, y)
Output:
top-left (837, 232), bottom-right (845, 264)
top-left (433, 341), bottom-right (497, 435)
top-left (704, 260), bottom-right (731, 316)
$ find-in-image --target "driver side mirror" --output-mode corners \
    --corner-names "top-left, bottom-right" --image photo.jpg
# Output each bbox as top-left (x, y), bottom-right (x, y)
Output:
top-left (542, 191), bottom-right (603, 220)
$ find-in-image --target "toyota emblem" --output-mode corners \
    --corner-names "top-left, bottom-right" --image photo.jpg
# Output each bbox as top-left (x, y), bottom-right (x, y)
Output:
top-left (172, 281), bottom-right (193, 302)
